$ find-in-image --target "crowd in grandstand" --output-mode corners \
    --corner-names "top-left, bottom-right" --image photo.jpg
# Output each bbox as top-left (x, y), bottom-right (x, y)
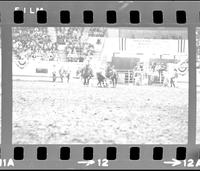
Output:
top-left (13, 28), bottom-right (56, 60)
top-left (12, 27), bottom-right (106, 62)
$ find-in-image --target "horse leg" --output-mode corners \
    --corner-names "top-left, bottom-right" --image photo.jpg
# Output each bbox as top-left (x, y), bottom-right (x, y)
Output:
top-left (104, 78), bottom-right (108, 87)
top-left (86, 77), bottom-right (89, 85)
top-left (61, 75), bottom-right (63, 83)
top-left (112, 78), bottom-right (114, 88)
top-left (99, 81), bottom-right (102, 87)
top-left (67, 74), bottom-right (69, 83)
top-left (110, 77), bottom-right (115, 88)
top-left (97, 79), bottom-right (103, 87)
top-left (87, 78), bottom-right (89, 85)
top-left (97, 80), bottom-right (100, 87)
top-left (105, 79), bottom-right (108, 87)
top-left (102, 80), bottom-right (106, 87)
top-left (67, 76), bottom-right (69, 83)
top-left (102, 81), bottom-right (105, 87)
top-left (172, 78), bottom-right (175, 87)
top-left (102, 79), bottom-right (107, 87)
top-left (101, 80), bottom-right (104, 87)
top-left (104, 79), bottom-right (107, 87)
top-left (114, 78), bottom-right (116, 88)
top-left (84, 78), bottom-right (86, 85)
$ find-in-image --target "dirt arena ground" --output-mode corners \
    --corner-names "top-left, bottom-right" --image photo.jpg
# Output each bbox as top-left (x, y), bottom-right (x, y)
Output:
top-left (13, 79), bottom-right (188, 144)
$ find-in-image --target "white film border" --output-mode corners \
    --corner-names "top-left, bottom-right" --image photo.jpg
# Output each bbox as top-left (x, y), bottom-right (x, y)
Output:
top-left (0, 0), bottom-right (200, 170)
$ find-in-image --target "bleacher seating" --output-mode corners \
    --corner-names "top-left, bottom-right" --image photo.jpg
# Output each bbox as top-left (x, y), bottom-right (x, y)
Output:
top-left (13, 27), bottom-right (106, 63)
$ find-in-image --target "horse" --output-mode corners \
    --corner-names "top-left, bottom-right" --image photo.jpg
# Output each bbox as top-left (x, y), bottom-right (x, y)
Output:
top-left (105, 68), bottom-right (118, 88)
top-left (96, 72), bottom-right (107, 87)
top-left (81, 65), bottom-right (94, 85)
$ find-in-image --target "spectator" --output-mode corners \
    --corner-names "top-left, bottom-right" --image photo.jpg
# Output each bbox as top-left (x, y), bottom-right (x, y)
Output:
top-left (13, 27), bottom-right (106, 62)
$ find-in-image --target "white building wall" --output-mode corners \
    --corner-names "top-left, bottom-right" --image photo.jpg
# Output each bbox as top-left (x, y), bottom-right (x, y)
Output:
top-left (100, 38), bottom-right (188, 62)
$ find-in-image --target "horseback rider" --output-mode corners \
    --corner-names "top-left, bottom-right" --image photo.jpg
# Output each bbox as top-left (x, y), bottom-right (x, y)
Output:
top-left (82, 61), bottom-right (91, 76)
top-left (96, 66), bottom-right (107, 87)
top-left (81, 60), bottom-right (93, 85)
top-left (104, 63), bottom-right (118, 87)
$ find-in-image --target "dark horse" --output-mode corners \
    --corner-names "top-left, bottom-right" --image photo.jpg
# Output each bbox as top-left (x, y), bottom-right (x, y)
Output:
top-left (96, 72), bottom-right (107, 87)
top-left (81, 65), bottom-right (94, 85)
top-left (105, 68), bottom-right (118, 88)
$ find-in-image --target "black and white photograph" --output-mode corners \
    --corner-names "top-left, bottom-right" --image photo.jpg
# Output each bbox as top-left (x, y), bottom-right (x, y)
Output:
top-left (196, 28), bottom-right (200, 144)
top-left (12, 27), bottom-right (188, 144)
top-left (0, 28), bottom-right (1, 144)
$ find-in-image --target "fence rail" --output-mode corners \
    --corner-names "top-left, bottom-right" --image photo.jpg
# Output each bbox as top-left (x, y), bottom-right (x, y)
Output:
top-left (116, 69), bottom-right (165, 85)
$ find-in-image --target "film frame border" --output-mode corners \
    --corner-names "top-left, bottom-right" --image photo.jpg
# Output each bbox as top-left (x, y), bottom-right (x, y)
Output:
top-left (0, 0), bottom-right (199, 169)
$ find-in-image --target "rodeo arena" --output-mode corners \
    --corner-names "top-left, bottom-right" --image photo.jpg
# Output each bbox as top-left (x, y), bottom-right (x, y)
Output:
top-left (12, 27), bottom-right (188, 144)
top-left (0, 30), bottom-right (1, 144)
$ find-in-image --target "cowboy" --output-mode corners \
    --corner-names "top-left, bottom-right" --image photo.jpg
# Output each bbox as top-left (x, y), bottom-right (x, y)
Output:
top-left (59, 66), bottom-right (65, 83)
top-left (170, 68), bottom-right (178, 87)
top-left (66, 70), bottom-right (70, 83)
top-left (52, 64), bottom-right (57, 82)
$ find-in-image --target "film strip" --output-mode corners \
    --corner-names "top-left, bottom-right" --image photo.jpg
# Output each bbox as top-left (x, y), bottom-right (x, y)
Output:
top-left (0, 0), bottom-right (200, 169)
